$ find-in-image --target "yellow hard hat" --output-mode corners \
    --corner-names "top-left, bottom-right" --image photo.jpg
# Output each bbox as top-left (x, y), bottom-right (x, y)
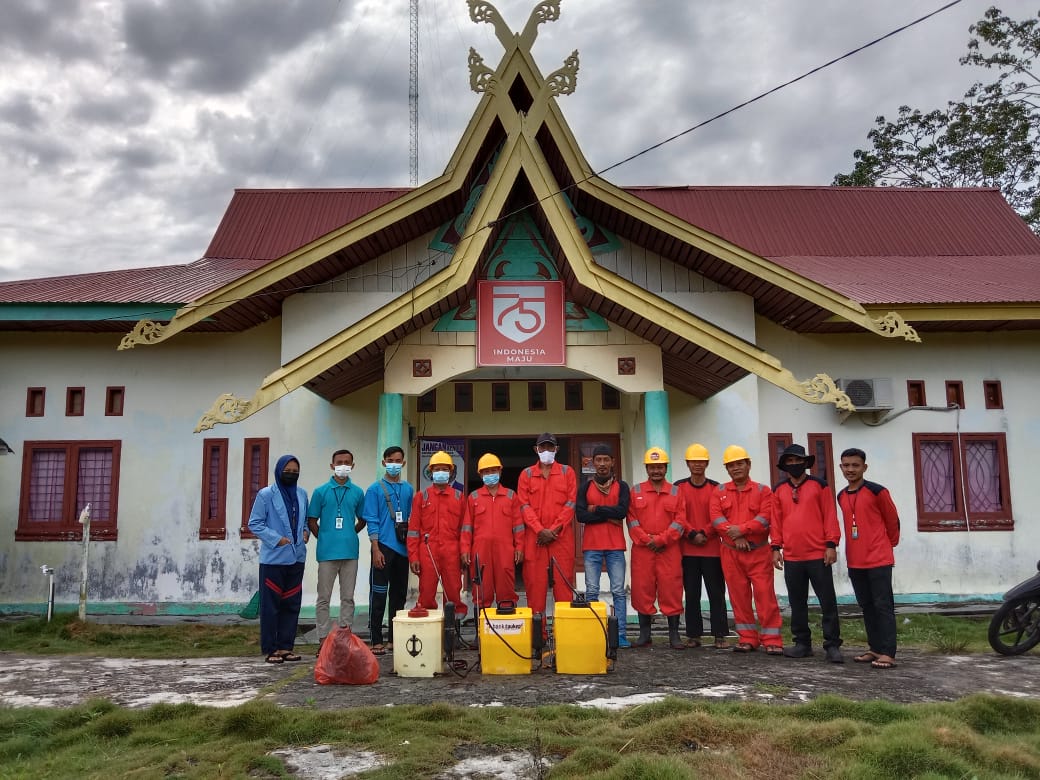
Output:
top-left (722, 445), bottom-right (750, 464)
top-left (684, 443), bottom-right (710, 461)
top-left (644, 446), bottom-right (669, 465)
top-left (429, 450), bottom-right (454, 467)
top-left (477, 453), bottom-right (502, 471)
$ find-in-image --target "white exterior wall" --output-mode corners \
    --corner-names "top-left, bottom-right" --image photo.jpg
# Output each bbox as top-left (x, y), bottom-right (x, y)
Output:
top-left (0, 323), bottom-right (284, 609)
top-left (756, 320), bottom-right (1038, 600)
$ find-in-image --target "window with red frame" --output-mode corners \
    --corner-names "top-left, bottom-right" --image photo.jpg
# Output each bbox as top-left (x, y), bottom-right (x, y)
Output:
top-left (807, 432), bottom-right (836, 500)
top-left (17, 441), bottom-right (120, 541)
top-left (912, 432), bottom-right (1013, 531)
top-left (26, 387), bottom-right (45, 417)
top-left (766, 433), bottom-right (792, 487)
top-left (200, 439), bottom-right (228, 540)
top-left (105, 386), bottom-right (125, 416)
top-left (241, 438), bottom-right (269, 537)
top-left (66, 387), bottom-right (85, 417)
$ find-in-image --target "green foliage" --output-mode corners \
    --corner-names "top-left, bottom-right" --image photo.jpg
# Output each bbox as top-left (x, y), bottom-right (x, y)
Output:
top-left (835, 6), bottom-right (1040, 232)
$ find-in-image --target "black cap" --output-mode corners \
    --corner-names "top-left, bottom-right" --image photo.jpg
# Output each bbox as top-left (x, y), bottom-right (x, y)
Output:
top-left (592, 444), bottom-right (613, 457)
top-left (536, 432), bottom-right (558, 446)
top-left (777, 443), bottom-right (816, 469)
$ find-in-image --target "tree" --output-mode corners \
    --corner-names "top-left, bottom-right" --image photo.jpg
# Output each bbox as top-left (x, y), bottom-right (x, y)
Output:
top-left (834, 7), bottom-right (1040, 232)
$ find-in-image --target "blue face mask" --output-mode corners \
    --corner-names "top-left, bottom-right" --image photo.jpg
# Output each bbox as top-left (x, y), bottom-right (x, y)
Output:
top-left (384, 463), bottom-right (403, 477)
top-left (482, 473), bottom-right (500, 487)
top-left (431, 470), bottom-right (451, 485)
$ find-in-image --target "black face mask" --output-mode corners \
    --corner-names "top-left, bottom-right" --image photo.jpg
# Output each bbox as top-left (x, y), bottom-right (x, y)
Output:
top-left (594, 472), bottom-right (613, 484)
top-left (780, 463), bottom-right (807, 478)
top-left (280, 472), bottom-right (300, 486)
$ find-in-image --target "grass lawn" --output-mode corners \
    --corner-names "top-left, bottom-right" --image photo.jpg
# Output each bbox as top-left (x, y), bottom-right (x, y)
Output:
top-left (1, 693), bottom-right (1039, 778)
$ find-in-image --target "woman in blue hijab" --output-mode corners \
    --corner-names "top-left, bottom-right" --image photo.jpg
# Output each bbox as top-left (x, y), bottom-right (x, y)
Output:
top-left (248, 454), bottom-right (309, 663)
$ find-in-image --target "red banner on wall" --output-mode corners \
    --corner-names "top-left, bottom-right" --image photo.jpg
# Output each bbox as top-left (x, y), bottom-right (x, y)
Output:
top-left (477, 281), bottom-right (565, 366)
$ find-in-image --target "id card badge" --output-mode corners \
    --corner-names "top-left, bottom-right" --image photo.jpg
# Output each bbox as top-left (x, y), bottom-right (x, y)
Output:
top-left (395, 511), bottom-right (404, 523)
top-left (335, 516), bottom-right (344, 530)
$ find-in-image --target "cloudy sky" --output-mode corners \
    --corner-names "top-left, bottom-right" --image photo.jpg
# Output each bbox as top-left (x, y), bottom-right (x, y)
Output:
top-left (0, 0), bottom-right (995, 281)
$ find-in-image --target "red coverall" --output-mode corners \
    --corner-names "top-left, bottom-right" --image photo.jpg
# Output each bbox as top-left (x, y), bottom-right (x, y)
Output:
top-left (709, 480), bottom-right (782, 649)
top-left (626, 481), bottom-right (687, 616)
top-left (517, 462), bottom-right (577, 616)
top-left (408, 486), bottom-right (469, 610)
top-left (467, 486), bottom-right (524, 607)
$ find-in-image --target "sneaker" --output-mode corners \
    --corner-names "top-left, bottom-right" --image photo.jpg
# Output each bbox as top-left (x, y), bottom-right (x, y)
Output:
top-left (782, 644), bottom-right (814, 658)
top-left (617, 636), bottom-right (631, 649)
top-left (825, 646), bottom-right (845, 664)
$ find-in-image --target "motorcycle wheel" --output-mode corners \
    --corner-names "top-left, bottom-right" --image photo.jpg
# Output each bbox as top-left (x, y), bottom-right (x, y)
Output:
top-left (988, 596), bottom-right (1040, 656)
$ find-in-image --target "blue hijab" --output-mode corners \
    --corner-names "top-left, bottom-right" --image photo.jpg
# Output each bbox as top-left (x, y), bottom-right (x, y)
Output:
top-left (274, 454), bottom-right (300, 541)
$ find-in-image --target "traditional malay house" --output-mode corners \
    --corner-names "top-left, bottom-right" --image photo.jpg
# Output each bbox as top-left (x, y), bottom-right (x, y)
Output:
top-left (2, 2), bottom-right (1039, 615)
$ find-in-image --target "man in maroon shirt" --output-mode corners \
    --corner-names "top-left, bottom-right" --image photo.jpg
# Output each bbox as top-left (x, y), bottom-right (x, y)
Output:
top-left (838, 447), bottom-right (901, 670)
top-left (771, 444), bottom-right (843, 662)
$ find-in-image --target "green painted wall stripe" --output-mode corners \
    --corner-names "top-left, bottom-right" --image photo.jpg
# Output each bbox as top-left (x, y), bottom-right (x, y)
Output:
top-left (0, 303), bottom-right (181, 322)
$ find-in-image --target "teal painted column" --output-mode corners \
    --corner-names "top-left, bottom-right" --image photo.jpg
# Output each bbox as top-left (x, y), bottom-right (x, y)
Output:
top-left (377, 393), bottom-right (404, 466)
top-left (644, 390), bottom-right (671, 480)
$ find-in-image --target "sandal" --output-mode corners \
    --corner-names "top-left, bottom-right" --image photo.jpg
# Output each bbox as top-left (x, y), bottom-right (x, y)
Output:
top-left (714, 638), bottom-right (731, 650)
top-left (264, 653), bottom-right (284, 664)
top-left (685, 638), bottom-right (701, 648)
top-left (854, 651), bottom-right (879, 664)
top-left (370, 643), bottom-right (387, 656)
top-left (871, 656), bottom-right (897, 669)
top-left (277, 651), bottom-right (302, 662)
top-left (732, 642), bottom-right (756, 653)
top-left (765, 645), bottom-right (784, 656)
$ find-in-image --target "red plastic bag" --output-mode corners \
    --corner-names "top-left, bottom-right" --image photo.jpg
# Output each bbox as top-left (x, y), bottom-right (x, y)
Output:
top-left (314, 625), bottom-right (380, 685)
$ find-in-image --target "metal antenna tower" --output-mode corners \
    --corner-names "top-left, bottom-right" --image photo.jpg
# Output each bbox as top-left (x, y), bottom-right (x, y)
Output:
top-left (409, 0), bottom-right (419, 186)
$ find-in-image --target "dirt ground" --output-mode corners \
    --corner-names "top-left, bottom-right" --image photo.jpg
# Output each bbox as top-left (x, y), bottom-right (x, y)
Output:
top-left (3, 624), bottom-right (1039, 711)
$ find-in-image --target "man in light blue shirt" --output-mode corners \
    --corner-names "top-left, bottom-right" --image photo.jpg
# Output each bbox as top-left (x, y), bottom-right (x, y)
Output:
top-left (307, 449), bottom-right (365, 650)
top-left (362, 445), bottom-right (413, 654)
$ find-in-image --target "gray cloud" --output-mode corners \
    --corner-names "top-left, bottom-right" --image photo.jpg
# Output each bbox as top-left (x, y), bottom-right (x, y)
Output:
top-left (123, 0), bottom-right (343, 94)
top-left (0, 0), bottom-right (99, 61)
top-left (0, 0), bottom-right (1000, 282)
top-left (0, 93), bottom-right (45, 130)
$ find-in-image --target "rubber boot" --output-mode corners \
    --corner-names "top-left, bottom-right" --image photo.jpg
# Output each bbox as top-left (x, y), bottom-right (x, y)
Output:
top-left (634, 614), bottom-right (653, 648)
top-left (668, 615), bottom-right (686, 650)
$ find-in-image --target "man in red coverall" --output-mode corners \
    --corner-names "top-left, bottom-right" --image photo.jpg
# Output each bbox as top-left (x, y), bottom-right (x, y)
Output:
top-left (676, 443), bottom-right (729, 649)
top-left (408, 451), bottom-right (469, 610)
top-left (709, 445), bottom-right (783, 654)
top-left (838, 447), bottom-right (901, 670)
top-left (771, 444), bottom-right (844, 662)
top-left (627, 447), bottom-right (688, 650)
top-left (467, 452), bottom-right (524, 608)
top-left (517, 433), bottom-right (577, 621)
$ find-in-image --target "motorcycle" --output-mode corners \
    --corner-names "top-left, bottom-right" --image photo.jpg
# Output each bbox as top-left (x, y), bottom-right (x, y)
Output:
top-left (988, 559), bottom-right (1040, 656)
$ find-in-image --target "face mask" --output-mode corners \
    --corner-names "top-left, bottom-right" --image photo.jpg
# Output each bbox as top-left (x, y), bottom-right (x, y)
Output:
top-left (432, 471), bottom-right (451, 485)
top-left (594, 472), bottom-right (612, 484)
top-left (333, 465), bottom-right (352, 479)
top-left (384, 463), bottom-right (403, 477)
top-left (538, 450), bottom-right (556, 465)
top-left (280, 472), bottom-right (300, 486)
top-left (482, 473), bottom-right (500, 487)
top-left (780, 463), bottom-right (808, 478)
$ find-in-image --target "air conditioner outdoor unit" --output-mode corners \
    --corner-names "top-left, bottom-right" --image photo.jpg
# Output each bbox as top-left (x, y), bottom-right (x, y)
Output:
top-left (836, 378), bottom-right (895, 411)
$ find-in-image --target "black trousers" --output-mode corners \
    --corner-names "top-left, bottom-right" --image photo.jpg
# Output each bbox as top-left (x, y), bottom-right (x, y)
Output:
top-left (848, 565), bottom-right (897, 657)
top-left (258, 562), bottom-right (305, 656)
top-left (682, 555), bottom-right (729, 639)
top-left (369, 543), bottom-right (409, 645)
top-left (784, 558), bottom-right (842, 649)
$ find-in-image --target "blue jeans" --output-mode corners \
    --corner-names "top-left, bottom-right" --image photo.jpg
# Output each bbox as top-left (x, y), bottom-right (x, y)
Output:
top-left (584, 549), bottom-right (628, 639)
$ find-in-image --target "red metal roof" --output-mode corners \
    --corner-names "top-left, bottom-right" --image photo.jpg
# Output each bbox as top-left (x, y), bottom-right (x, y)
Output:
top-left (2, 185), bottom-right (1038, 308)
top-left (0, 258), bottom-right (244, 304)
top-left (204, 188), bottom-right (411, 264)
top-left (628, 186), bottom-right (1040, 304)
